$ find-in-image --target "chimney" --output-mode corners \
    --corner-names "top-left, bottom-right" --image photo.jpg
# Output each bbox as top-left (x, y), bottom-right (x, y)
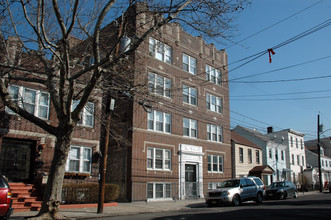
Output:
top-left (267, 126), bottom-right (273, 134)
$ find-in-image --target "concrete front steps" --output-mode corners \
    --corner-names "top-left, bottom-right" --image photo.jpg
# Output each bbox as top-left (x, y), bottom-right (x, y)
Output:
top-left (9, 182), bottom-right (42, 212)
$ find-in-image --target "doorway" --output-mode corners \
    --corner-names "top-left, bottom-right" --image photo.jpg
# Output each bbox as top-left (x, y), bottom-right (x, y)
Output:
top-left (0, 138), bottom-right (35, 182)
top-left (185, 164), bottom-right (198, 198)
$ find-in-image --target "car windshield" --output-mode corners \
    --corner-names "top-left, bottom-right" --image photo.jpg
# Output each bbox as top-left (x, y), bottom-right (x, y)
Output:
top-left (218, 180), bottom-right (240, 188)
top-left (270, 182), bottom-right (285, 188)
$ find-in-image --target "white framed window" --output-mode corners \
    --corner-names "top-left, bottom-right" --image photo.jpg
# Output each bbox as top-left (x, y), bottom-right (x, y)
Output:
top-left (302, 156), bottom-right (305, 166)
top-left (148, 73), bottom-right (172, 98)
top-left (281, 150), bottom-right (285, 160)
top-left (206, 65), bottom-right (222, 85)
top-left (296, 137), bottom-right (298, 148)
top-left (147, 147), bottom-right (171, 170)
top-left (182, 54), bottom-right (196, 74)
top-left (183, 118), bottom-right (197, 138)
top-left (183, 85), bottom-right (197, 106)
top-left (269, 149), bottom-right (272, 159)
top-left (7, 85), bottom-right (50, 119)
top-left (207, 124), bottom-right (223, 143)
top-left (147, 182), bottom-right (171, 200)
top-left (297, 155), bottom-right (300, 165)
top-left (206, 93), bottom-right (222, 114)
top-left (301, 139), bottom-right (303, 149)
top-left (72, 100), bottom-right (95, 127)
top-left (149, 38), bottom-right (172, 64)
top-left (248, 149), bottom-right (252, 164)
top-left (148, 110), bottom-right (171, 133)
top-left (291, 154), bottom-right (295, 165)
top-left (290, 136), bottom-right (293, 148)
top-left (239, 148), bottom-right (244, 163)
top-left (66, 145), bottom-right (92, 173)
top-left (207, 155), bottom-right (223, 173)
top-left (256, 150), bottom-right (260, 164)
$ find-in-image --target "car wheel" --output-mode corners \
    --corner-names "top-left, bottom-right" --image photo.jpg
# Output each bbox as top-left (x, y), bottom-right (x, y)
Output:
top-left (294, 191), bottom-right (298, 198)
top-left (232, 194), bottom-right (240, 206)
top-left (256, 192), bottom-right (263, 204)
top-left (279, 192), bottom-right (286, 200)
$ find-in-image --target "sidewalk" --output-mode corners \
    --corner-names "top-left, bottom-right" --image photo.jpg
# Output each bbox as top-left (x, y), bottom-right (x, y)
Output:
top-left (11, 198), bottom-right (206, 220)
top-left (11, 190), bottom-right (323, 220)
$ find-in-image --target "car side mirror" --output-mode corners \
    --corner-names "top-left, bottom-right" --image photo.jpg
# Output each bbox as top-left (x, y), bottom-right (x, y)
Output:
top-left (286, 185), bottom-right (289, 188)
top-left (240, 184), bottom-right (244, 188)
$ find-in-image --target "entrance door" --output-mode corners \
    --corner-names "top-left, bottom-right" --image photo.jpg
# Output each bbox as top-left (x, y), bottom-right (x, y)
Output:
top-left (0, 139), bottom-right (35, 182)
top-left (185, 164), bottom-right (198, 198)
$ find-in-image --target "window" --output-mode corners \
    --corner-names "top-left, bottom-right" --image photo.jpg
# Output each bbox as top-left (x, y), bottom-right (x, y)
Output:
top-left (72, 100), bottom-right (95, 127)
top-left (183, 54), bottom-right (197, 74)
top-left (290, 136), bottom-right (293, 148)
top-left (148, 110), bottom-right (171, 133)
top-left (297, 155), bottom-right (300, 165)
top-left (256, 150), bottom-right (260, 164)
top-left (248, 149), bottom-right (252, 164)
top-left (147, 183), bottom-right (171, 200)
top-left (147, 147), bottom-right (171, 170)
top-left (148, 73), bottom-right (172, 98)
top-left (281, 151), bottom-right (284, 161)
top-left (291, 154), bottom-right (295, 165)
top-left (207, 124), bottom-right (223, 143)
top-left (269, 149), bottom-right (272, 159)
top-left (206, 93), bottom-right (222, 114)
top-left (66, 146), bottom-right (92, 173)
top-left (183, 85), bottom-right (197, 106)
top-left (302, 156), bottom-right (305, 166)
top-left (239, 148), bottom-right (244, 163)
top-left (301, 139), bottom-right (303, 149)
top-left (206, 65), bottom-right (222, 85)
top-left (183, 118), bottom-right (197, 138)
top-left (207, 155), bottom-right (223, 172)
top-left (275, 149), bottom-right (278, 160)
top-left (296, 138), bottom-right (298, 148)
top-left (7, 85), bottom-right (50, 119)
top-left (149, 38), bottom-right (172, 64)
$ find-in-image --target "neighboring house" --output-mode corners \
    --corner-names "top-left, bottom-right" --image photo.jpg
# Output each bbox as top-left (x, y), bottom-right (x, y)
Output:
top-left (0, 38), bottom-right (102, 187)
top-left (266, 127), bottom-right (306, 186)
top-left (304, 149), bottom-right (331, 189)
top-left (70, 3), bottom-right (231, 202)
top-left (231, 130), bottom-right (263, 178)
top-left (305, 137), bottom-right (331, 157)
top-left (232, 126), bottom-right (287, 185)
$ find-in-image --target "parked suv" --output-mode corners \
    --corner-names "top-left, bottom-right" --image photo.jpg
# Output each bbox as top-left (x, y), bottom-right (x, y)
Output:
top-left (205, 176), bottom-right (265, 206)
top-left (0, 176), bottom-right (13, 219)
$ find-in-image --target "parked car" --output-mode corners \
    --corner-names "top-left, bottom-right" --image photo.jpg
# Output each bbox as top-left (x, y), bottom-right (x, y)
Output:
top-left (205, 176), bottom-right (265, 206)
top-left (265, 181), bottom-right (298, 200)
top-left (0, 176), bottom-right (13, 219)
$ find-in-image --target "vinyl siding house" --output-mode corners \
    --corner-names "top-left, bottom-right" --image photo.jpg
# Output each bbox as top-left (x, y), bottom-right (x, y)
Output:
top-left (232, 126), bottom-right (287, 185)
top-left (231, 130), bottom-right (263, 178)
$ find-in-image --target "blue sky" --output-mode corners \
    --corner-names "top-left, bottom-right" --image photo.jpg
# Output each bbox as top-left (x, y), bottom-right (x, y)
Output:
top-left (222, 0), bottom-right (331, 140)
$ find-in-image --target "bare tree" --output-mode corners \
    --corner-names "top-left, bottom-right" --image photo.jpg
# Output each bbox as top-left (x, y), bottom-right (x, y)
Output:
top-left (0, 0), bottom-right (248, 219)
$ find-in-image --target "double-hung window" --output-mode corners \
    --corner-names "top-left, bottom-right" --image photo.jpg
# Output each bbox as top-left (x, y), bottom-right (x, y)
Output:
top-left (207, 155), bottom-right (223, 172)
top-left (72, 100), bottom-right (95, 127)
top-left (147, 183), bottom-right (171, 200)
top-left (183, 118), bottom-right (197, 138)
top-left (206, 65), bottom-right (222, 85)
top-left (148, 73), bottom-right (172, 98)
top-left (147, 147), bottom-right (171, 170)
top-left (239, 148), bottom-right (244, 163)
top-left (7, 85), bottom-right (50, 119)
top-left (206, 93), bottom-right (222, 114)
top-left (66, 145), bottom-right (92, 173)
top-left (148, 110), bottom-right (171, 133)
top-left (149, 38), bottom-right (172, 64)
top-left (207, 124), bottom-right (223, 143)
top-left (182, 54), bottom-right (196, 74)
top-left (248, 149), bottom-right (252, 164)
top-left (183, 85), bottom-right (197, 106)
top-left (256, 150), bottom-right (260, 164)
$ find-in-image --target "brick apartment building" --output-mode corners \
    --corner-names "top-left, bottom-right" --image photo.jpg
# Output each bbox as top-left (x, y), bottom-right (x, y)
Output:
top-left (97, 4), bottom-right (232, 202)
top-left (0, 37), bottom-right (102, 188)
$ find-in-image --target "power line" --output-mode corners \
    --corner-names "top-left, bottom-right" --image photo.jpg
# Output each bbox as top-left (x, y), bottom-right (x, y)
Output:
top-left (231, 95), bottom-right (331, 101)
top-left (224, 0), bottom-right (324, 49)
top-left (231, 89), bottom-right (331, 98)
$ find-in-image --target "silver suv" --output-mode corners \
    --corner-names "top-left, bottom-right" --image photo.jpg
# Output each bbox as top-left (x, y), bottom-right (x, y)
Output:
top-left (205, 177), bottom-right (265, 206)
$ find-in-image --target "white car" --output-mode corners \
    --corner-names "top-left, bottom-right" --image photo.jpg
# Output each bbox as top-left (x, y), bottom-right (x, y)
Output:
top-left (205, 177), bottom-right (265, 206)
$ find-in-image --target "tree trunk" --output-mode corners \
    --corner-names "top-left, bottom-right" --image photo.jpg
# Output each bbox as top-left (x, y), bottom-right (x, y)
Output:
top-left (30, 131), bottom-right (73, 220)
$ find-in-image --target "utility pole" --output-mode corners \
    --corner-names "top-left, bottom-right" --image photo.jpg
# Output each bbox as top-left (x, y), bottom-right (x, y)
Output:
top-left (317, 114), bottom-right (323, 192)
